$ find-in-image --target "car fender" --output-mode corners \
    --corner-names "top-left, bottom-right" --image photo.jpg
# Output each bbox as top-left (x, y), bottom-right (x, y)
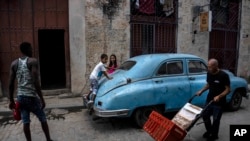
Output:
top-left (95, 79), bottom-right (165, 117)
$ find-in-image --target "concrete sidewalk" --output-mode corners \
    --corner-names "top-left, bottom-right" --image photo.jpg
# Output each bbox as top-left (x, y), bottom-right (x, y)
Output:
top-left (0, 93), bottom-right (84, 116)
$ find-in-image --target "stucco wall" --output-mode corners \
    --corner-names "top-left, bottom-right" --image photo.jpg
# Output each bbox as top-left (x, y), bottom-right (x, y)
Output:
top-left (177, 0), bottom-right (210, 61)
top-left (238, 0), bottom-right (250, 80)
top-left (69, 0), bottom-right (87, 94)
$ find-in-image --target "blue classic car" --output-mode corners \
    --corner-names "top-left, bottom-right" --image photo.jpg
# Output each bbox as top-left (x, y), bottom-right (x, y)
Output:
top-left (84, 53), bottom-right (248, 127)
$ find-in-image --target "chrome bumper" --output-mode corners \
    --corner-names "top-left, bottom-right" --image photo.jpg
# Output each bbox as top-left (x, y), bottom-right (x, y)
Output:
top-left (93, 107), bottom-right (130, 117)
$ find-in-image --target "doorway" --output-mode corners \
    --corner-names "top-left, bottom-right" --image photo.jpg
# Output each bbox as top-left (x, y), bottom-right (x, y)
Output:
top-left (38, 29), bottom-right (66, 89)
top-left (209, 0), bottom-right (240, 74)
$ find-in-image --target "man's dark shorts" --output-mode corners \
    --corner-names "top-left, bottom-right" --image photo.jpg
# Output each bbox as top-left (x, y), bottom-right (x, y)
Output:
top-left (17, 96), bottom-right (47, 124)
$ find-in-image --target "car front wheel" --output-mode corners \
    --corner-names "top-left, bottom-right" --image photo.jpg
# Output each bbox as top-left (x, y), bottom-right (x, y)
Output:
top-left (133, 106), bottom-right (161, 128)
top-left (228, 90), bottom-right (242, 111)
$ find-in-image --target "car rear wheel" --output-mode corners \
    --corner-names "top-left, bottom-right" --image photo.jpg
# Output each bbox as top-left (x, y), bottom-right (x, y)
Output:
top-left (228, 90), bottom-right (242, 111)
top-left (133, 106), bottom-right (161, 128)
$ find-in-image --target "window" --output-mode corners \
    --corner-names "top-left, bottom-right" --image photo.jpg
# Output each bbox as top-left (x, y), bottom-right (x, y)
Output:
top-left (118, 61), bottom-right (136, 71)
top-left (167, 62), bottom-right (183, 74)
top-left (130, 0), bottom-right (178, 57)
top-left (157, 62), bottom-right (167, 75)
top-left (157, 61), bottom-right (183, 75)
top-left (130, 0), bottom-right (175, 18)
top-left (188, 61), bottom-right (207, 73)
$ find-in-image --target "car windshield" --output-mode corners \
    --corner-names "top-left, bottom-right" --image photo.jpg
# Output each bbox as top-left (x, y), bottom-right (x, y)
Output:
top-left (118, 61), bottom-right (136, 71)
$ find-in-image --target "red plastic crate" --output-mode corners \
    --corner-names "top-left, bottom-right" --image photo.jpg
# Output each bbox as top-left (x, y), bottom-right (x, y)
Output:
top-left (143, 111), bottom-right (187, 141)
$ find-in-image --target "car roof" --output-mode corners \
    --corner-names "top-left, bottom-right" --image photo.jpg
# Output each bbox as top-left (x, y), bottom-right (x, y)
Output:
top-left (129, 53), bottom-right (200, 62)
top-left (123, 53), bottom-right (203, 79)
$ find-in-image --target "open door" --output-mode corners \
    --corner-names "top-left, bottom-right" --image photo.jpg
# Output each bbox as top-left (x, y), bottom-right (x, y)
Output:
top-left (38, 29), bottom-right (66, 90)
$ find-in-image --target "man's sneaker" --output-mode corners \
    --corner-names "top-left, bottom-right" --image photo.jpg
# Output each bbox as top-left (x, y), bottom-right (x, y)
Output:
top-left (87, 100), bottom-right (94, 108)
top-left (203, 132), bottom-right (211, 138)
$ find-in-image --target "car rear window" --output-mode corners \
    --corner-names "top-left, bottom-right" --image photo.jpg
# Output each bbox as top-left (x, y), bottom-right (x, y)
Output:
top-left (118, 61), bottom-right (136, 70)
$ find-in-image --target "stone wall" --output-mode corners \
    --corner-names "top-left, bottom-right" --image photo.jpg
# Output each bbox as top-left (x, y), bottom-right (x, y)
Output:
top-left (85, 0), bottom-right (130, 67)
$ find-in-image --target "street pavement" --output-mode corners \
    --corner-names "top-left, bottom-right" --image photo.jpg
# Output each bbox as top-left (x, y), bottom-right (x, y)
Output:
top-left (0, 93), bottom-right (83, 115)
top-left (0, 94), bottom-right (154, 141)
top-left (0, 91), bottom-right (249, 141)
top-left (0, 93), bottom-right (83, 140)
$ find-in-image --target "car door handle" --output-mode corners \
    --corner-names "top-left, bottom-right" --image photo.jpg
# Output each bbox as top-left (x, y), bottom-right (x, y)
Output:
top-left (189, 77), bottom-right (195, 80)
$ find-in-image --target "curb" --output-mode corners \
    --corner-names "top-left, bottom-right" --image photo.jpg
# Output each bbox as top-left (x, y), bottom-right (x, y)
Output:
top-left (0, 94), bottom-right (85, 117)
top-left (0, 105), bottom-right (85, 117)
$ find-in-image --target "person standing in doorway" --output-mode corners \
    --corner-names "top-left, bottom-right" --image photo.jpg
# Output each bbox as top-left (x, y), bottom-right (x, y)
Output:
top-left (8, 42), bottom-right (53, 141)
top-left (196, 58), bottom-right (230, 141)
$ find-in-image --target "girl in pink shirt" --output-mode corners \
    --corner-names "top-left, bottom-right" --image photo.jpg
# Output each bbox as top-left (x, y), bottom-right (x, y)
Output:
top-left (107, 54), bottom-right (118, 74)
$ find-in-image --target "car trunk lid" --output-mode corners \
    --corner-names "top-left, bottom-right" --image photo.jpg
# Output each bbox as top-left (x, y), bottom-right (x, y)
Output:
top-left (97, 70), bottom-right (130, 96)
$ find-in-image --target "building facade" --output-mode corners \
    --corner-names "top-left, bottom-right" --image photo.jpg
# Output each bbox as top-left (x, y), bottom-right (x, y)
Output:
top-left (0, 0), bottom-right (250, 96)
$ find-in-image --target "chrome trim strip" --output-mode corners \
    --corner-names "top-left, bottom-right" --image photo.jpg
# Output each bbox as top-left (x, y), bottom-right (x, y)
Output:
top-left (93, 107), bottom-right (130, 117)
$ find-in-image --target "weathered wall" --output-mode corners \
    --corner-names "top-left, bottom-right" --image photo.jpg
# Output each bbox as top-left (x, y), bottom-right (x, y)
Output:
top-left (177, 0), bottom-right (210, 61)
top-left (69, 0), bottom-right (87, 94)
top-left (68, 0), bottom-right (250, 94)
top-left (178, 0), bottom-right (250, 80)
top-left (81, 0), bottom-right (130, 93)
top-left (238, 0), bottom-right (250, 80)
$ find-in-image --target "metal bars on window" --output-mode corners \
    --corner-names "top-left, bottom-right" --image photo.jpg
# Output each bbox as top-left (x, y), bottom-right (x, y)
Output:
top-left (209, 0), bottom-right (240, 74)
top-left (130, 0), bottom-right (178, 57)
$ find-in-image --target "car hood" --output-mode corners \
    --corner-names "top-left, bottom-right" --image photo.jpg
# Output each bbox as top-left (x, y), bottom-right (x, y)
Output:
top-left (97, 70), bottom-right (131, 96)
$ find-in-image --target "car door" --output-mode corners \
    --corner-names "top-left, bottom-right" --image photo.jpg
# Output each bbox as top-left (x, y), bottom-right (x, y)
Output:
top-left (186, 59), bottom-right (208, 107)
top-left (152, 59), bottom-right (192, 112)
